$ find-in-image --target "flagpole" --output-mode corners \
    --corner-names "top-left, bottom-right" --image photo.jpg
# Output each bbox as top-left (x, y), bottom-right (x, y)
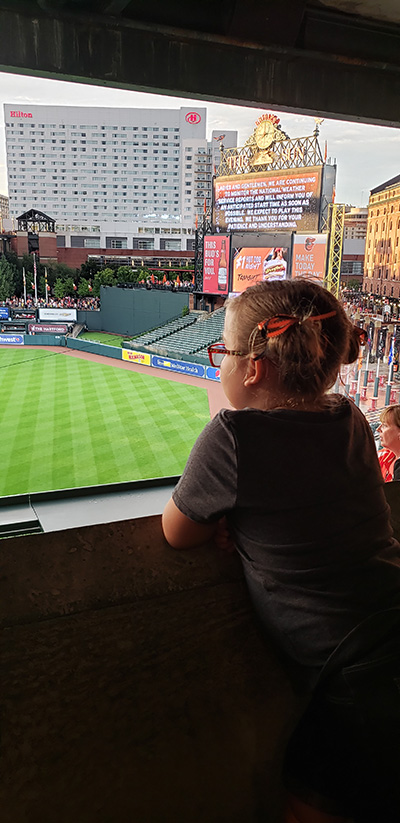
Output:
top-left (385, 328), bottom-right (396, 406)
top-left (33, 252), bottom-right (38, 306)
top-left (22, 266), bottom-right (26, 306)
top-left (45, 267), bottom-right (48, 306)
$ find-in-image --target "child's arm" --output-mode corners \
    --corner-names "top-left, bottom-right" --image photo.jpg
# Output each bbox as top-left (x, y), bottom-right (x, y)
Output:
top-left (162, 498), bottom-right (218, 550)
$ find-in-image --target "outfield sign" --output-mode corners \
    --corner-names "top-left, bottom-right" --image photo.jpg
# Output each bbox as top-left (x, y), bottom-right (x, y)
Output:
top-left (39, 308), bottom-right (77, 322)
top-left (206, 366), bottom-right (221, 382)
top-left (0, 334), bottom-right (24, 345)
top-left (28, 323), bottom-right (68, 334)
top-left (151, 355), bottom-right (205, 378)
top-left (122, 349), bottom-right (151, 366)
top-left (0, 307), bottom-right (9, 319)
top-left (13, 309), bottom-right (36, 320)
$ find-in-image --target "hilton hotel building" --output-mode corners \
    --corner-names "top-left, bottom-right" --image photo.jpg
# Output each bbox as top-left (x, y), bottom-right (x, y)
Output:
top-left (4, 104), bottom-right (237, 254)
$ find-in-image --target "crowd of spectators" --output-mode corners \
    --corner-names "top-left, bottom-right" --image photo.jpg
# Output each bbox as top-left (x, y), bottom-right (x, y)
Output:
top-left (1, 296), bottom-right (101, 310)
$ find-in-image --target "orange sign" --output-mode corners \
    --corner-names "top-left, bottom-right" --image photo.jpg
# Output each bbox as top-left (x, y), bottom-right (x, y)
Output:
top-left (291, 234), bottom-right (328, 282)
top-left (232, 247), bottom-right (289, 293)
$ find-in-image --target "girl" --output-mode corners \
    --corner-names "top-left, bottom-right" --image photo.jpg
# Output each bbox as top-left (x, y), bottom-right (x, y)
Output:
top-left (162, 279), bottom-right (400, 823)
top-left (377, 404), bottom-right (400, 482)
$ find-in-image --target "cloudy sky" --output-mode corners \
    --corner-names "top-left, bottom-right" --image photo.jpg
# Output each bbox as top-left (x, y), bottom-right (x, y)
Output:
top-left (1, 71), bottom-right (400, 207)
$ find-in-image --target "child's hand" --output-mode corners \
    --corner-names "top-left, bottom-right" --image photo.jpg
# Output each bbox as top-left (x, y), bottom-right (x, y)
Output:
top-left (213, 517), bottom-right (236, 553)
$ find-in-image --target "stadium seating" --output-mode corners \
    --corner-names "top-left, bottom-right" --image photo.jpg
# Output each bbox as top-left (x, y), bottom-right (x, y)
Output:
top-left (131, 313), bottom-right (197, 347)
top-left (135, 309), bottom-right (226, 358)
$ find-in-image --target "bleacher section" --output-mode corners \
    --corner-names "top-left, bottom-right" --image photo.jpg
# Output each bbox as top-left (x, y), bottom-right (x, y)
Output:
top-left (131, 314), bottom-right (197, 347)
top-left (130, 309), bottom-right (225, 360)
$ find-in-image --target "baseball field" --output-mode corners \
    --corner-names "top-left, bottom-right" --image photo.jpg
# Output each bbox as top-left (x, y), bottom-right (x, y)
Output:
top-left (0, 349), bottom-right (210, 497)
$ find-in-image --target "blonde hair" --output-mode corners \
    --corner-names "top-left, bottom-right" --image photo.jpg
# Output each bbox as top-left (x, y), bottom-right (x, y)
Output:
top-left (380, 405), bottom-right (400, 429)
top-left (227, 279), bottom-right (361, 401)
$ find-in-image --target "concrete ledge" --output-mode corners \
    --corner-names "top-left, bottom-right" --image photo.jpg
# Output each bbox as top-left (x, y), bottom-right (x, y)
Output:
top-left (0, 515), bottom-right (302, 822)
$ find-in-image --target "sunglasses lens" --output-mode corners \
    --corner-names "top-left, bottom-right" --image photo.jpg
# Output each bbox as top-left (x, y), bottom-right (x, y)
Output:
top-left (212, 351), bottom-right (225, 368)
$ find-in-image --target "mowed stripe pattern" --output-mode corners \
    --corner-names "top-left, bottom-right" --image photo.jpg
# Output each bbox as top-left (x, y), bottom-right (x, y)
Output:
top-left (0, 350), bottom-right (210, 496)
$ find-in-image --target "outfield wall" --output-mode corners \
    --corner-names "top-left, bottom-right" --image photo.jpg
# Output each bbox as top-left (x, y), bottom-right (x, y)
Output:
top-left (85, 287), bottom-right (190, 336)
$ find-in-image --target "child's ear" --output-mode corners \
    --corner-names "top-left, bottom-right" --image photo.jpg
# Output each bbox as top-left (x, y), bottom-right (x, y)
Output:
top-left (243, 356), bottom-right (267, 387)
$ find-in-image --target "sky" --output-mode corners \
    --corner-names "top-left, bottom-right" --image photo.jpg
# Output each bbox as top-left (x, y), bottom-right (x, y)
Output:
top-left (1, 71), bottom-right (400, 208)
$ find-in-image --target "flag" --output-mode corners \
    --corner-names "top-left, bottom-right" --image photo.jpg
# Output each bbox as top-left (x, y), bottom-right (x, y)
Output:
top-left (46, 283), bottom-right (50, 292)
top-left (151, 273), bottom-right (155, 284)
top-left (31, 282), bottom-right (35, 289)
top-left (213, 134), bottom-right (225, 141)
top-left (324, 141), bottom-right (328, 162)
top-left (73, 283), bottom-right (77, 291)
top-left (176, 275), bottom-right (181, 287)
top-left (88, 283), bottom-right (92, 292)
top-left (195, 215), bottom-right (198, 229)
top-left (162, 274), bottom-right (167, 284)
top-left (389, 334), bottom-right (395, 366)
top-left (204, 198), bottom-right (207, 214)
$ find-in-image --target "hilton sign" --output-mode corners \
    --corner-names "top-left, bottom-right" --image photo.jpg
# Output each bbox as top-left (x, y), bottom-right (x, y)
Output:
top-left (10, 111), bottom-right (33, 118)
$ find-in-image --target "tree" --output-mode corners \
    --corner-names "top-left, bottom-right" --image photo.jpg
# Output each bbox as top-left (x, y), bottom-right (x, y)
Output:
top-left (64, 277), bottom-right (76, 296)
top-left (78, 278), bottom-right (90, 298)
top-left (93, 268), bottom-right (117, 297)
top-left (53, 278), bottom-right (65, 300)
top-left (0, 256), bottom-right (15, 301)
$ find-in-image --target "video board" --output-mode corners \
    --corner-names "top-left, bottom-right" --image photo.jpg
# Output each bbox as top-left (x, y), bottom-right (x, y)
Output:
top-left (203, 235), bottom-right (230, 295)
top-left (231, 246), bottom-right (290, 293)
top-left (213, 166), bottom-right (322, 234)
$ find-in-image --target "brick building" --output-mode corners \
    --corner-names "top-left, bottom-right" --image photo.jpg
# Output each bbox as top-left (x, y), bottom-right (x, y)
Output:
top-left (363, 174), bottom-right (400, 298)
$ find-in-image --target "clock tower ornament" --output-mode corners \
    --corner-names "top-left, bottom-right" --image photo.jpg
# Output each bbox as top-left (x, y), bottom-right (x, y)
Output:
top-left (251, 113), bottom-right (286, 166)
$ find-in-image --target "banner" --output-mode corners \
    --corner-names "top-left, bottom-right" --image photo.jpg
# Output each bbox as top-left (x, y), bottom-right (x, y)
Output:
top-left (38, 308), bottom-right (77, 322)
top-left (291, 234), bottom-right (328, 281)
top-left (0, 334), bottom-right (24, 345)
top-left (151, 355), bottom-right (205, 378)
top-left (28, 324), bottom-right (68, 334)
top-left (203, 235), bottom-right (230, 294)
top-left (376, 328), bottom-right (387, 360)
top-left (0, 307), bottom-right (10, 319)
top-left (232, 246), bottom-right (289, 293)
top-left (122, 349), bottom-right (151, 366)
top-left (206, 366), bottom-right (221, 381)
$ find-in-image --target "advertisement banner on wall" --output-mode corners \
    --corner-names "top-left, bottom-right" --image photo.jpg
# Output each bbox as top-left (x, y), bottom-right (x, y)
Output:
top-left (39, 308), bottom-right (77, 322)
top-left (231, 246), bottom-right (289, 293)
top-left (203, 235), bottom-right (230, 294)
top-left (291, 234), bottom-right (328, 281)
top-left (206, 366), bottom-right (221, 382)
top-left (0, 307), bottom-right (10, 319)
top-left (28, 324), bottom-right (68, 334)
top-left (151, 355), bottom-right (205, 378)
top-left (0, 334), bottom-right (24, 345)
top-left (122, 349), bottom-right (151, 366)
top-left (12, 309), bottom-right (36, 320)
top-left (213, 166), bottom-right (322, 233)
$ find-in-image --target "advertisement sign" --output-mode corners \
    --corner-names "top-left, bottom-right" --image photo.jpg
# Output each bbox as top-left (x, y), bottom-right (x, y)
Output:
top-left (0, 307), bottom-right (10, 319)
top-left (28, 324), bottom-right (68, 334)
top-left (291, 234), bottom-right (328, 282)
top-left (12, 309), bottom-right (36, 320)
top-left (206, 366), bottom-right (221, 382)
top-left (213, 166), bottom-right (322, 233)
top-left (151, 356), bottom-right (205, 378)
top-left (122, 349), bottom-right (151, 366)
top-left (376, 328), bottom-right (387, 360)
top-left (203, 235), bottom-right (230, 294)
top-left (232, 246), bottom-right (289, 293)
top-left (0, 334), bottom-right (24, 345)
top-left (38, 308), bottom-right (77, 322)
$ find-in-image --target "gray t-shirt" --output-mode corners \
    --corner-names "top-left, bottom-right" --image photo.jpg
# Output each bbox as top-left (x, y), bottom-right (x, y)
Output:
top-left (173, 397), bottom-right (400, 682)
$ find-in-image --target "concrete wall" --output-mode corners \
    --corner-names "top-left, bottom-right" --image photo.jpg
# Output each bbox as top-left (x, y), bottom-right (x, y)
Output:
top-left (0, 516), bottom-right (302, 823)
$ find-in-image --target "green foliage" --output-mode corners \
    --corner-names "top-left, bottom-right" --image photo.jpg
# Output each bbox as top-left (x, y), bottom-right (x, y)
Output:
top-left (0, 255), bottom-right (16, 301)
top-left (116, 265), bottom-right (136, 283)
top-left (64, 277), bottom-right (76, 297)
top-left (53, 278), bottom-right (65, 300)
top-left (78, 278), bottom-right (90, 298)
top-left (92, 268), bottom-right (117, 297)
top-left (346, 278), bottom-right (362, 291)
top-left (182, 305), bottom-right (189, 317)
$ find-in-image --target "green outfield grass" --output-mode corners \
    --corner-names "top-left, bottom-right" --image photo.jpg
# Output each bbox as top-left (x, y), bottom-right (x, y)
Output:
top-left (0, 349), bottom-right (210, 496)
top-left (78, 331), bottom-right (129, 347)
